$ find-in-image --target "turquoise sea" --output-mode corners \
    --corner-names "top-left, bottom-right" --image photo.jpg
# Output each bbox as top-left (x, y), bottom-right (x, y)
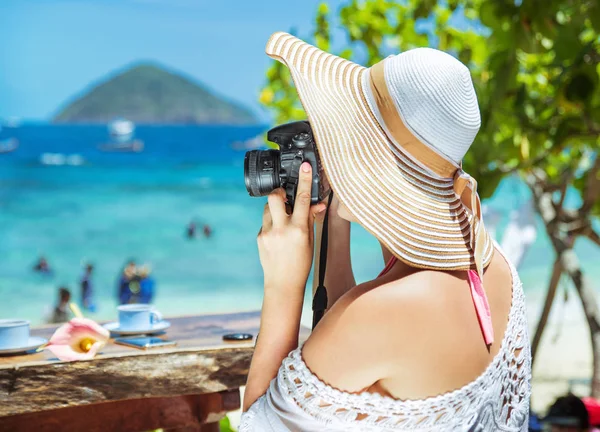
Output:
top-left (1, 124), bottom-right (598, 325)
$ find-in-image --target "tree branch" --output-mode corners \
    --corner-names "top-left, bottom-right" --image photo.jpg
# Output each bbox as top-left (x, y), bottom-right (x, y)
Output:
top-left (555, 169), bottom-right (572, 216)
top-left (558, 208), bottom-right (582, 224)
top-left (527, 170), bottom-right (560, 235)
top-left (531, 258), bottom-right (563, 365)
top-left (529, 170), bottom-right (600, 396)
top-left (581, 155), bottom-right (600, 215)
top-left (585, 228), bottom-right (600, 248)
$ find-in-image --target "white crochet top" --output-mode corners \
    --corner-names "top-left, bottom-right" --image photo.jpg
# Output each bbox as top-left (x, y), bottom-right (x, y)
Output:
top-left (240, 258), bottom-right (531, 431)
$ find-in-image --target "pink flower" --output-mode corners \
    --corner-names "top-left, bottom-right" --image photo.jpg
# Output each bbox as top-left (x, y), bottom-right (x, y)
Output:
top-left (45, 317), bottom-right (110, 361)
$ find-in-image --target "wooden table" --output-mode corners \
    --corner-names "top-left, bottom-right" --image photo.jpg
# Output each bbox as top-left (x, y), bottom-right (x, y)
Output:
top-left (0, 311), bottom-right (305, 432)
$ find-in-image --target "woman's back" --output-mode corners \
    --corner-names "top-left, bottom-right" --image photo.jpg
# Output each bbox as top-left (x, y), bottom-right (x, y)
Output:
top-left (242, 246), bottom-right (531, 431)
top-left (311, 245), bottom-right (516, 401)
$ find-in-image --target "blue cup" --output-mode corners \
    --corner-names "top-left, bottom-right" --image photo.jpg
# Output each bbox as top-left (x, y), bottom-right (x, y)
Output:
top-left (117, 304), bottom-right (162, 331)
top-left (0, 319), bottom-right (30, 349)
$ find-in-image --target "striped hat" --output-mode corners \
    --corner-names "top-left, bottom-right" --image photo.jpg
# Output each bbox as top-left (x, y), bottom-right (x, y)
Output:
top-left (266, 32), bottom-right (494, 277)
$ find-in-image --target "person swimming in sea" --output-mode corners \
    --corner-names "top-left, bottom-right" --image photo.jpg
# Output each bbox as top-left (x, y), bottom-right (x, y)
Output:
top-left (49, 287), bottom-right (71, 323)
top-left (118, 261), bottom-right (155, 304)
top-left (203, 224), bottom-right (212, 238)
top-left (33, 256), bottom-right (52, 274)
top-left (186, 221), bottom-right (197, 239)
top-left (137, 264), bottom-right (155, 304)
top-left (117, 259), bottom-right (137, 304)
top-left (80, 263), bottom-right (97, 312)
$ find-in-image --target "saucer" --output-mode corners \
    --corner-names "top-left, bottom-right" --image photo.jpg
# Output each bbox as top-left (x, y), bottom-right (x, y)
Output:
top-left (0, 336), bottom-right (48, 355)
top-left (103, 320), bottom-right (171, 336)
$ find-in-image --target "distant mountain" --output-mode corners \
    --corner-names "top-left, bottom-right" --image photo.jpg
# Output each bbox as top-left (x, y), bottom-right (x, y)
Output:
top-left (53, 63), bottom-right (258, 124)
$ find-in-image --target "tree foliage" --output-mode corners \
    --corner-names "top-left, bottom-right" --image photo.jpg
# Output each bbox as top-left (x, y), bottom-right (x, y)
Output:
top-left (259, 0), bottom-right (600, 203)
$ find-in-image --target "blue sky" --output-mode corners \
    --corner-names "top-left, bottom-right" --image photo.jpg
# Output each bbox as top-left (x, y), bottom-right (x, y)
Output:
top-left (0, 0), bottom-right (347, 121)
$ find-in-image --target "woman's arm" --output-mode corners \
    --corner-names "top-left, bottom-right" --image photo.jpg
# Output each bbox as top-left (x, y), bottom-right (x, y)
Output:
top-left (243, 284), bottom-right (303, 411)
top-left (312, 196), bottom-right (356, 310)
top-left (243, 163), bottom-right (326, 411)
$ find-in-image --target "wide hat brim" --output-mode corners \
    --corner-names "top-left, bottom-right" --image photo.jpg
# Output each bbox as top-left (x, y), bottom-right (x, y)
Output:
top-left (266, 32), bottom-right (493, 270)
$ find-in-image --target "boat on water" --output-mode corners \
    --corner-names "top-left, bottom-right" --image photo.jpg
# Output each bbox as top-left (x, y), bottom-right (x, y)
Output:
top-left (109, 118), bottom-right (135, 142)
top-left (0, 138), bottom-right (18, 154)
top-left (98, 139), bottom-right (144, 153)
top-left (99, 118), bottom-right (144, 152)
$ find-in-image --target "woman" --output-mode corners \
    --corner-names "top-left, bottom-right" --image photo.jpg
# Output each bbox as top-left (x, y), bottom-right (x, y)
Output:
top-left (240, 32), bottom-right (531, 431)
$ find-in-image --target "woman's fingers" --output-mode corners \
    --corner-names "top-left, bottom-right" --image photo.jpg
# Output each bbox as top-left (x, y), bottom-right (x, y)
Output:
top-left (313, 197), bottom-right (330, 223)
top-left (310, 203), bottom-right (327, 225)
top-left (291, 162), bottom-right (313, 226)
top-left (267, 188), bottom-right (287, 226)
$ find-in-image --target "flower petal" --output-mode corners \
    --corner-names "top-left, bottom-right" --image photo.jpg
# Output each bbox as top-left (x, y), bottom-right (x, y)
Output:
top-left (72, 318), bottom-right (110, 340)
top-left (47, 322), bottom-right (75, 346)
top-left (47, 344), bottom-right (89, 361)
top-left (47, 340), bottom-right (107, 361)
top-left (48, 318), bottom-right (109, 346)
top-left (86, 341), bottom-right (106, 358)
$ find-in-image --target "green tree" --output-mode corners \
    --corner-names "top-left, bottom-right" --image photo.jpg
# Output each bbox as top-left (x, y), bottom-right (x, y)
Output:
top-left (260, 0), bottom-right (600, 396)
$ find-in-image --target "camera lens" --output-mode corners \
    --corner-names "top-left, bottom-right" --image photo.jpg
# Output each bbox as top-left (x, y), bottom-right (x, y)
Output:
top-left (244, 150), bottom-right (281, 197)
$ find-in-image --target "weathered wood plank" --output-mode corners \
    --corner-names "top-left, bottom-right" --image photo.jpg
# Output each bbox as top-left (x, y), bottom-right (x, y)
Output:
top-left (0, 390), bottom-right (239, 432)
top-left (0, 347), bottom-right (250, 417)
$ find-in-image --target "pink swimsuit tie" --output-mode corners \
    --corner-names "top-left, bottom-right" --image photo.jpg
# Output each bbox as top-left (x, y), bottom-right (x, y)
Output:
top-left (378, 257), bottom-right (494, 345)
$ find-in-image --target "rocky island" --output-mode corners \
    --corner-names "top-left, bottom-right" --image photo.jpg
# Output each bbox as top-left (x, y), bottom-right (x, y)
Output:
top-left (53, 63), bottom-right (257, 124)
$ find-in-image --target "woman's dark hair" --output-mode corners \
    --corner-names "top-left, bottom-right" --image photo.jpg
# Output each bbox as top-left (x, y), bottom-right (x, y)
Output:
top-left (545, 393), bottom-right (589, 429)
top-left (58, 287), bottom-right (71, 302)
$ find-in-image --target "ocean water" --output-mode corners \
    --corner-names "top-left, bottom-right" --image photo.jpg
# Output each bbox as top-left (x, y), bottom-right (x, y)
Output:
top-left (0, 124), bottom-right (598, 325)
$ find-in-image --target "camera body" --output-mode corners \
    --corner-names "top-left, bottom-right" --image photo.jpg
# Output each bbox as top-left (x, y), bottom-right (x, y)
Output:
top-left (244, 121), bottom-right (329, 207)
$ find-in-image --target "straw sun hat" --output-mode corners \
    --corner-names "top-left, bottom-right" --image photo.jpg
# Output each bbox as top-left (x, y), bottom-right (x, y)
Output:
top-left (265, 32), bottom-right (494, 277)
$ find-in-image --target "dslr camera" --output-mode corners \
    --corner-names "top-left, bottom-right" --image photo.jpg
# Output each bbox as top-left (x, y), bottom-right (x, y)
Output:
top-left (244, 121), bottom-right (329, 208)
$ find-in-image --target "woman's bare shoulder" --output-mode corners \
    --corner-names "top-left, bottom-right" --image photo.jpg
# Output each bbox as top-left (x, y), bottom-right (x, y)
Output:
top-left (302, 251), bottom-right (513, 399)
top-left (301, 270), bottom-right (460, 392)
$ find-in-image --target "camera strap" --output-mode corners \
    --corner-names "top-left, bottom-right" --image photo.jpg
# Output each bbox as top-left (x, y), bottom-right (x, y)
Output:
top-left (312, 191), bottom-right (334, 330)
top-left (286, 154), bottom-right (304, 203)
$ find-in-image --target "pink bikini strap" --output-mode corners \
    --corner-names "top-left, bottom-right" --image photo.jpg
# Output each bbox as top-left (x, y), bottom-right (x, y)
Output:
top-left (467, 270), bottom-right (494, 345)
top-left (378, 257), bottom-right (494, 345)
top-left (377, 256), bottom-right (398, 278)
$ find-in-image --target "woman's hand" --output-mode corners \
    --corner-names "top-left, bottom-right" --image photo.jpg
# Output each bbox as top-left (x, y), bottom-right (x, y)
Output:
top-left (245, 162), bottom-right (324, 411)
top-left (258, 162), bottom-right (326, 296)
